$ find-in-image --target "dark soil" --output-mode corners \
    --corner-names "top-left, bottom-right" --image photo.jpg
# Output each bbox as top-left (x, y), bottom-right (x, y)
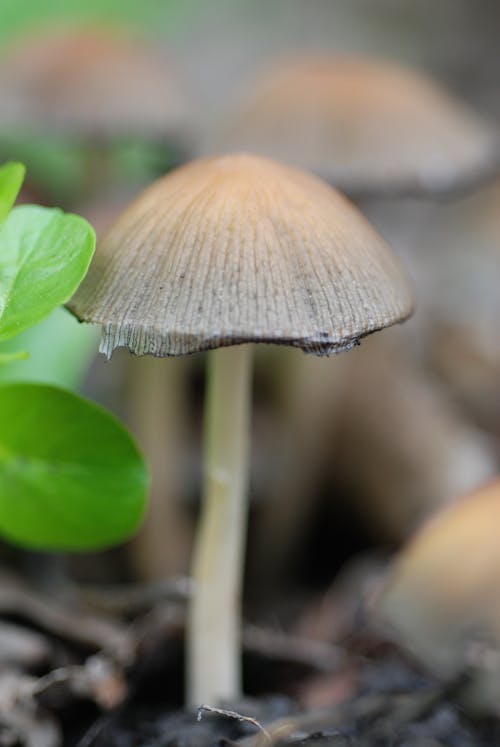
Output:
top-left (3, 566), bottom-right (500, 747)
top-left (67, 644), bottom-right (500, 747)
top-left (70, 679), bottom-right (500, 747)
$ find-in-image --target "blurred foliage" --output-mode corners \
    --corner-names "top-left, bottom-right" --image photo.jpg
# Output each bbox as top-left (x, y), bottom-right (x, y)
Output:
top-left (114, 140), bottom-right (183, 182)
top-left (0, 137), bottom-right (83, 205)
top-left (0, 162), bottom-right (24, 220)
top-left (0, 308), bottom-right (99, 389)
top-left (0, 0), bottom-right (191, 44)
top-left (0, 136), bottom-right (181, 205)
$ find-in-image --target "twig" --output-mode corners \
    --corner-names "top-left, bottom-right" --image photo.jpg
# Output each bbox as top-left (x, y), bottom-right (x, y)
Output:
top-left (0, 573), bottom-right (132, 662)
top-left (75, 714), bottom-right (110, 747)
top-left (78, 577), bottom-right (193, 615)
top-left (235, 700), bottom-right (385, 747)
top-left (243, 623), bottom-right (343, 672)
top-left (197, 704), bottom-right (271, 742)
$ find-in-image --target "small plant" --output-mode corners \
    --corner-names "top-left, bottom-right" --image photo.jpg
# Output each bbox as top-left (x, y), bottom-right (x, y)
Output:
top-left (0, 161), bottom-right (148, 550)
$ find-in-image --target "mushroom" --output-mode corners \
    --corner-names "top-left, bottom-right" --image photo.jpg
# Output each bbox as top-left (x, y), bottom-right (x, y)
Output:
top-left (0, 25), bottom-right (189, 200)
top-left (417, 179), bottom-right (500, 432)
top-left (68, 153), bottom-right (414, 705)
top-left (0, 25), bottom-right (186, 141)
top-left (202, 56), bottom-right (498, 581)
top-left (207, 55), bottom-right (498, 196)
top-left (378, 478), bottom-right (500, 713)
top-left (331, 337), bottom-right (496, 542)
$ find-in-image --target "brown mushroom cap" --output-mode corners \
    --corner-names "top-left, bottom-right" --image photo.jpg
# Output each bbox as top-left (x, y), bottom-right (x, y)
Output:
top-left (208, 56), bottom-right (498, 195)
top-left (378, 478), bottom-right (500, 710)
top-left (0, 26), bottom-right (186, 139)
top-left (68, 153), bottom-right (414, 357)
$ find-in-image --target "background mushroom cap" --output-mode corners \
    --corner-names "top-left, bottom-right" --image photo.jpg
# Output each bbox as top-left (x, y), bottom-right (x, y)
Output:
top-left (0, 26), bottom-right (187, 140)
top-left (68, 153), bottom-right (414, 357)
top-left (207, 56), bottom-right (498, 195)
top-left (377, 478), bottom-right (500, 711)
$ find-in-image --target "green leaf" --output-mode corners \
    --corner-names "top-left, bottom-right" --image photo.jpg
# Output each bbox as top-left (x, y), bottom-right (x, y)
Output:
top-left (0, 205), bottom-right (95, 340)
top-left (0, 162), bottom-right (25, 224)
top-left (0, 383), bottom-right (148, 551)
top-left (0, 308), bottom-right (98, 388)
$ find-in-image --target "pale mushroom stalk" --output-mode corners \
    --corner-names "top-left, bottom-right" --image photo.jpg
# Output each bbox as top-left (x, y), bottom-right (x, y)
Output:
top-left (188, 344), bottom-right (252, 704)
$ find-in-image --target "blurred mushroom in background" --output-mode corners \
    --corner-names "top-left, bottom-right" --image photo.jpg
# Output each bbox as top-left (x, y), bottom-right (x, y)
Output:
top-left (0, 25), bottom-right (191, 203)
top-left (251, 331), bottom-right (498, 591)
top-left (204, 54), bottom-right (498, 197)
top-left (362, 172), bottom-right (500, 444)
top-left (123, 354), bottom-right (193, 580)
top-left (331, 336), bottom-right (497, 543)
top-left (235, 55), bottom-right (498, 587)
top-left (0, 26), bottom-right (186, 141)
top-left (418, 180), bottom-right (500, 434)
top-left (377, 478), bottom-right (500, 714)
top-left (249, 347), bottom-right (352, 589)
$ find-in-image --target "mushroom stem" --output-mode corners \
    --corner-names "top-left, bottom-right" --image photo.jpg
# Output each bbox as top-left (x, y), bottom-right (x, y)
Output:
top-left (187, 344), bottom-right (253, 706)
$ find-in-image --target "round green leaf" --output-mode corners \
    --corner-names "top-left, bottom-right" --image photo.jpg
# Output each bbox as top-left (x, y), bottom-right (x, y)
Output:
top-left (0, 205), bottom-right (95, 341)
top-left (0, 162), bottom-right (25, 224)
top-left (0, 383), bottom-right (148, 551)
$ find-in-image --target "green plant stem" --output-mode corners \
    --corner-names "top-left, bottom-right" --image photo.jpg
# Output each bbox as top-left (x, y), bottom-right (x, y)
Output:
top-left (187, 344), bottom-right (253, 706)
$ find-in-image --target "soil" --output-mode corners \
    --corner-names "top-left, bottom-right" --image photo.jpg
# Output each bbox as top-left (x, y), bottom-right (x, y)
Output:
top-left (62, 611), bottom-right (500, 747)
top-left (67, 652), bottom-right (500, 747)
top-left (2, 565), bottom-right (500, 747)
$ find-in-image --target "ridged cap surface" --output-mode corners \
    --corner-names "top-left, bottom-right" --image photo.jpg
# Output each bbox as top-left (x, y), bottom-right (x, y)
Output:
top-left (68, 154), bottom-right (414, 357)
top-left (208, 56), bottom-right (498, 195)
